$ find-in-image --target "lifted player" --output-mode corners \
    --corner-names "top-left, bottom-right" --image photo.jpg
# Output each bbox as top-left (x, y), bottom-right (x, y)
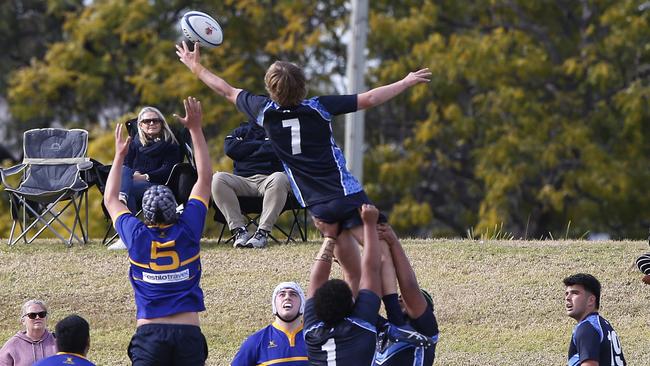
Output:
top-left (176, 41), bottom-right (430, 294)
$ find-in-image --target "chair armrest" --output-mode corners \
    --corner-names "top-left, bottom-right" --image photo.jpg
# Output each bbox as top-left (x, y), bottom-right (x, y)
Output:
top-left (0, 163), bottom-right (26, 189)
top-left (77, 161), bottom-right (93, 171)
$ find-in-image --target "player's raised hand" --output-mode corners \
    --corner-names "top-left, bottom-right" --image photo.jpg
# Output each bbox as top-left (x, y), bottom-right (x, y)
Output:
top-left (174, 97), bottom-right (202, 130)
top-left (402, 68), bottom-right (431, 87)
top-left (114, 123), bottom-right (131, 158)
top-left (176, 41), bottom-right (202, 75)
top-left (360, 204), bottom-right (379, 224)
top-left (378, 223), bottom-right (399, 247)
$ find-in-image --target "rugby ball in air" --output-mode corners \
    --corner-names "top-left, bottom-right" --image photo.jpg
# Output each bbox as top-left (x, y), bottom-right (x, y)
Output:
top-left (180, 11), bottom-right (223, 49)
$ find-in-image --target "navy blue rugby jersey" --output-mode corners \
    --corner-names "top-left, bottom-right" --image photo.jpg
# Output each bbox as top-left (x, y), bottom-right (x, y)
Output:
top-left (374, 307), bottom-right (439, 366)
top-left (568, 312), bottom-right (626, 366)
top-left (115, 196), bottom-right (208, 320)
top-left (236, 91), bottom-right (363, 207)
top-left (304, 290), bottom-right (380, 366)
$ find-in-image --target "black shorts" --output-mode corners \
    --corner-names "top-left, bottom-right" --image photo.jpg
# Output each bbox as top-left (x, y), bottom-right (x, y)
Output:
top-left (128, 323), bottom-right (208, 366)
top-left (308, 191), bottom-right (387, 231)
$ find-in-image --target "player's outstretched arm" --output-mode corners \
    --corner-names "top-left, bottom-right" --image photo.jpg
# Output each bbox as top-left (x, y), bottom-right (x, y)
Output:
top-left (175, 41), bottom-right (242, 104)
top-left (378, 223), bottom-right (428, 319)
top-left (307, 219), bottom-right (339, 299)
top-left (357, 68), bottom-right (431, 110)
top-left (104, 123), bottom-right (131, 222)
top-left (359, 204), bottom-right (382, 296)
top-left (174, 97), bottom-right (211, 202)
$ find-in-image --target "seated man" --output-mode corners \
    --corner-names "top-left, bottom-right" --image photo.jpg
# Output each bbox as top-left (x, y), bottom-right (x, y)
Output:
top-left (303, 204), bottom-right (382, 365)
top-left (33, 315), bottom-right (95, 366)
top-left (231, 282), bottom-right (308, 366)
top-left (213, 121), bottom-right (290, 248)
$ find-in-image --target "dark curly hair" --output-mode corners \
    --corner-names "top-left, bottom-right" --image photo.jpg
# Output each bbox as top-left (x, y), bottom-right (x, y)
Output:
top-left (314, 279), bottom-right (354, 327)
top-left (55, 315), bottom-right (89, 355)
top-left (563, 273), bottom-right (601, 309)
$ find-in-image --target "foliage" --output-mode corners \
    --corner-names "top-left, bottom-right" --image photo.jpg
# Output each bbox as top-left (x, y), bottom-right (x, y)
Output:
top-left (4, 1), bottom-right (650, 239)
top-left (363, 0), bottom-right (650, 238)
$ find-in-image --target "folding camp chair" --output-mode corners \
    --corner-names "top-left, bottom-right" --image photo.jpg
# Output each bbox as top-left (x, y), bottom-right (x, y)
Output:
top-left (0, 128), bottom-right (91, 246)
top-left (92, 119), bottom-right (197, 245)
top-left (212, 193), bottom-right (308, 245)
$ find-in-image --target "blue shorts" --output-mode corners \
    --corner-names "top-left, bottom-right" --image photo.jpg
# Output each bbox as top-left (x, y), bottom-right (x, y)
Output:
top-left (308, 191), bottom-right (387, 231)
top-left (128, 323), bottom-right (208, 366)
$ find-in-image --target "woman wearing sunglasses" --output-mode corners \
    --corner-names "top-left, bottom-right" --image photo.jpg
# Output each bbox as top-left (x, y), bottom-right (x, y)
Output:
top-left (109, 106), bottom-right (183, 250)
top-left (0, 300), bottom-right (57, 366)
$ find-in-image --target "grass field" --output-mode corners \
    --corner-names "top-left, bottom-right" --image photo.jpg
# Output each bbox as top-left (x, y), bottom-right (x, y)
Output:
top-left (0, 238), bottom-right (649, 365)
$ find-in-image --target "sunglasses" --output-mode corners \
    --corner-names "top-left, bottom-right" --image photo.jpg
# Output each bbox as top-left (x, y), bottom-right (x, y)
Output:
top-left (24, 311), bottom-right (47, 319)
top-left (140, 118), bottom-right (162, 125)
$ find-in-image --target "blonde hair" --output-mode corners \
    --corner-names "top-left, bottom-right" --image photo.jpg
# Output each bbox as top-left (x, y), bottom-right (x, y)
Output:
top-left (136, 106), bottom-right (179, 146)
top-left (264, 61), bottom-right (307, 107)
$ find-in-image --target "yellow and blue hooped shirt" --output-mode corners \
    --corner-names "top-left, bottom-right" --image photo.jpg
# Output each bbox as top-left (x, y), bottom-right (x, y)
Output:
top-left (115, 196), bottom-right (208, 320)
top-left (231, 321), bottom-right (308, 366)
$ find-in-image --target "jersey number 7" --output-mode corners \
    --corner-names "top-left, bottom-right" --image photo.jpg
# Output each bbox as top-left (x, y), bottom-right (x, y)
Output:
top-left (282, 118), bottom-right (302, 155)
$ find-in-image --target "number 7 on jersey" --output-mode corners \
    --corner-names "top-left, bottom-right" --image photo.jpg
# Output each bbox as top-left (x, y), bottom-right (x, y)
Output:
top-left (282, 118), bottom-right (302, 155)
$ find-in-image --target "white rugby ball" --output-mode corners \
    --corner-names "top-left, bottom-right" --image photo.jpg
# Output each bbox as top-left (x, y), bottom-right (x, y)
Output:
top-left (180, 11), bottom-right (223, 49)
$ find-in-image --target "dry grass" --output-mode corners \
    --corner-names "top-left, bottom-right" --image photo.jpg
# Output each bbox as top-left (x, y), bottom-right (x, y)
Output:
top-left (0, 238), bottom-right (649, 365)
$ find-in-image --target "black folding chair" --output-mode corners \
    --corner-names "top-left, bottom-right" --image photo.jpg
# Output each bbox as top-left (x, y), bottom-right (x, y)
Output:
top-left (0, 128), bottom-right (92, 246)
top-left (212, 193), bottom-right (308, 245)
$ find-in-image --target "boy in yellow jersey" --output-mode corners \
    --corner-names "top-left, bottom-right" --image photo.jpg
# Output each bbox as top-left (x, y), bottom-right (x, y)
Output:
top-left (231, 282), bottom-right (308, 366)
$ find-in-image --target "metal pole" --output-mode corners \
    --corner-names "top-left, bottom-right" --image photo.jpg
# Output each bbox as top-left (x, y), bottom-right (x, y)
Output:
top-left (344, 0), bottom-right (368, 183)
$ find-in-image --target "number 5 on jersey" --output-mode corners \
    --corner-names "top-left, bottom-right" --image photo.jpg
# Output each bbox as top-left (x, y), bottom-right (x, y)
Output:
top-left (282, 118), bottom-right (302, 155)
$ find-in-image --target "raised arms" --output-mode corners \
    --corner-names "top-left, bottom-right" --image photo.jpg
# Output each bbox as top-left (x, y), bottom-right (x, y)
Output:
top-left (176, 41), bottom-right (242, 104)
top-left (173, 97), bottom-right (211, 202)
top-left (357, 68), bottom-right (431, 110)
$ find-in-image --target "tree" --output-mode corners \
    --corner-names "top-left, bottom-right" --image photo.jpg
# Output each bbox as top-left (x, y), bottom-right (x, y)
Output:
top-left (364, 0), bottom-right (650, 239)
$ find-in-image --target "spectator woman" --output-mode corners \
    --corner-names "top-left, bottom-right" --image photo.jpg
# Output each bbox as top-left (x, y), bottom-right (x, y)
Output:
top-left (119, 106), bottom-right (183, 213)
top-left (0, 300), bottom-right (57, 366)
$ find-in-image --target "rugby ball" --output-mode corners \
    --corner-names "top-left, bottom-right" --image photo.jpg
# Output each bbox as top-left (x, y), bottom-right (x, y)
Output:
top-left (180, 11), bottom-right (223, 49)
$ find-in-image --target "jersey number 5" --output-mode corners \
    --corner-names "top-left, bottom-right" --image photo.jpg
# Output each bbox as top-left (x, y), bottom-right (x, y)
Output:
top-left (150, 240), bottom-right (180, 271)
top-left (282, 118), bottom-right (302, 155)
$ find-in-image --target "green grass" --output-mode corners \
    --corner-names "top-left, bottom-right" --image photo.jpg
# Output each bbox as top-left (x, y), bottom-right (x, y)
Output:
top-left (0, 238), bottom-right (649, 365)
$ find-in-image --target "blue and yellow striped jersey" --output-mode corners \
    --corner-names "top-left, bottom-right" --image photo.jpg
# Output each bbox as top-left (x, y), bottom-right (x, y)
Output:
top-left (231, 321), bottom-right (308, 366)
top-left (116, 197), bottom-right (208, 320)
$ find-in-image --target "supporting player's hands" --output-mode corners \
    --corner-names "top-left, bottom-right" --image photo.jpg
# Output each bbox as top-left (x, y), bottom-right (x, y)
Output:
top-left (378, 223), bottom-right (400, 247)
top-left (313, 217), bottom-right (339, 239)
top-left (174, 97), bottom-right (202, 131)
top-left (176, 41), bottom-right (203, 75)
top-left (114, 123), bottom-right (131, 159)
top-left (360, 204), bottom-right (379, 224)
top-left (402, 68), bottom-right (432, 87)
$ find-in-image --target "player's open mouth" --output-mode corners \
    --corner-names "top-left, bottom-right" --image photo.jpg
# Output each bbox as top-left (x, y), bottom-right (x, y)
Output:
top-left (283, 303), bottom-right (293, 309)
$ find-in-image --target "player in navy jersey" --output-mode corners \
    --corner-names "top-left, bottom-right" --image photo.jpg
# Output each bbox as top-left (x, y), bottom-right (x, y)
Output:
top-left (564, 273), bottom-right (626, 366)
top-left (301, 204), bottom-right (382, 365)
top-left (176, 41), bottom-right (430, 294)
top-left (374, 224), bottom-right (439, 366)
top-left (231, 282), bottom-right (308, 366)
top-left (104, 97), bottom-right (212, 366)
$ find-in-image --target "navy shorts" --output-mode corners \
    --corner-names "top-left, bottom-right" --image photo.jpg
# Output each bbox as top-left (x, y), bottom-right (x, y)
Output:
top-left (128, 323), bottom-right (208, 366)
top-left (308, 191), bottom-right (387, 231)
